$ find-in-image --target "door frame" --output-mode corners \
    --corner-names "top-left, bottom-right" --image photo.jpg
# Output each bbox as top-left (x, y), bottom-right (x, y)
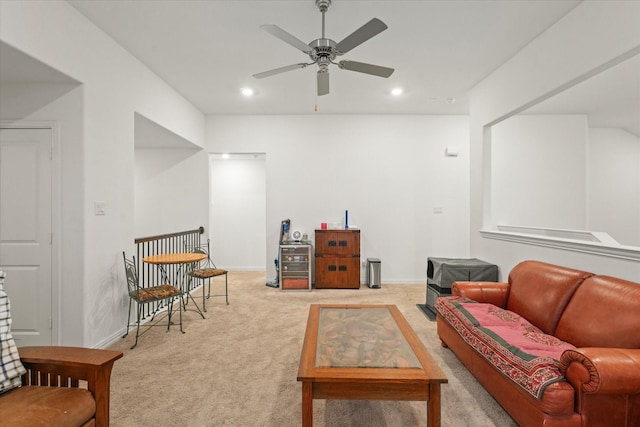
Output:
top-left (1, 120), bottom-right (61, 345)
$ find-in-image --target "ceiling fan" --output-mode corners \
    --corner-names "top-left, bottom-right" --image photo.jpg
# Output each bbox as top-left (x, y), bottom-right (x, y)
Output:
top-left (253, 0), bottom-right (394, 96)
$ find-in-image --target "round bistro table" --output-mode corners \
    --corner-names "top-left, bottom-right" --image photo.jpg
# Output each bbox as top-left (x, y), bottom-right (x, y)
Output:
top-left (143, 252), bottom-right (207, 319)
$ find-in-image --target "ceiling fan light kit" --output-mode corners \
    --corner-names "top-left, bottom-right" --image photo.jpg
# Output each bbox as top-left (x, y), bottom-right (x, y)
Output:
top-left (253, 0), bottom-right (394, 96)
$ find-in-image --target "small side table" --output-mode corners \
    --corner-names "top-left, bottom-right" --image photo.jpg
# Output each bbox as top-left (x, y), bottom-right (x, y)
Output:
top-left (143, 252), bottom-right (207, 318)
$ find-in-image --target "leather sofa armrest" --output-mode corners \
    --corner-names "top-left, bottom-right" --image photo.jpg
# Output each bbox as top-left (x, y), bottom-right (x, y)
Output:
top-left (560, 348), bottom-right (640, 395)
top-left (19, 346), bottom-right (123, 427)
top-left (452, 281), bottom-right (509, 308)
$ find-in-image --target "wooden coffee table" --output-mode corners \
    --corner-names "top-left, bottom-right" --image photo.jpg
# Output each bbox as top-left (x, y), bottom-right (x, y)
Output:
top-left (297, 304), bottom-right (447, 426)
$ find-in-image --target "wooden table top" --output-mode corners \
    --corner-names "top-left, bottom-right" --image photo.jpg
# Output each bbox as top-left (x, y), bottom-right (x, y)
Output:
top-left (142, 252), bottom-right (206, 265)
top-left (297, 304), bottom-right (448, 383)
top-left (296, 304), bottom-right (447, 427)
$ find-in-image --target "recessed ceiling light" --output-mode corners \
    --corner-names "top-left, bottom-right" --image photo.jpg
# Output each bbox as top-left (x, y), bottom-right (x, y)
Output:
top-left (241, 88), bottom-right (254, 97)
top-left (391, 88), bottom-right (403, 96)
top-left (221, 153), bottom-right (230, 160)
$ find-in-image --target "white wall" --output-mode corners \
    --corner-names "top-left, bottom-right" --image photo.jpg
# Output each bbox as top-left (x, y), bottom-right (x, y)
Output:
top-left (0, 85), bottom-right (85, 345)
top-left (469, 1), bottom-right (640, 282)
top-left (491, 115), bottom-right (587, 229)
top-left (0, 1), bottom-right (206, 347)
top-left (205, 115), bottom-right (470, 283)
top-left (490, 116), bottom-right (640, 249)
top-left (587, 128), bottom-right (640, 246)
top-left (209, 155), bottom-right (266, 270)
top-left (134, 148), bottom-right (209, 237)
top-left (133, 113), bottom-right (209, 238)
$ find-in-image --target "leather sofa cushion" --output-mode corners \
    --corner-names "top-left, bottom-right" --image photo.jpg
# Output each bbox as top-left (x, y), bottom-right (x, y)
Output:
top-left (555, 275), bottom-right (640, 348)
top-left (0, 385), bottom-right (95, 426)
top-left (436, 296), bottom-right (574, 399)
top-left (506, 261), bottom-right (591, 336)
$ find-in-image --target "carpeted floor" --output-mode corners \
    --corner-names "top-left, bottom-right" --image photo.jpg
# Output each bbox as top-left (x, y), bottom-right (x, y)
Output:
top-left (107, 271), bottom-right (518, 426)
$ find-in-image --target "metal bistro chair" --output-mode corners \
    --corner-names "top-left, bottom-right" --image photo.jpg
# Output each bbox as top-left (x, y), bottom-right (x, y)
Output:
top-left (185, 239), bottom-right (228, 311)
top-left (122, 252), bottom-right (183, 349)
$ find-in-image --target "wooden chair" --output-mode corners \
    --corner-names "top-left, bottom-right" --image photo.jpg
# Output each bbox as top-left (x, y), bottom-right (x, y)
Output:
top-left (122, 252), bottom-right (183, 349)
top-left (185, 239), bottom-right (228, 311)
top-left (0, 346), bottom-right (122, 427)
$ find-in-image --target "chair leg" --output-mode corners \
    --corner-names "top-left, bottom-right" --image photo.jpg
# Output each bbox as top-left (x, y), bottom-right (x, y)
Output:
top-left (182, 291), bottom-right (189, 310)
top-left (132, 302), bottom-right (142, 350)
top-left (123, 298), bottom-right (132, 338)
top-left (202, 279), bottom-right (207, 312)
top-left (225, 274), bottom-right (229, 305)
top-left (181, 273), bottom-right (191, 310)
top-left (166, 298), bottom-right (173, 332)
top-left (178, 294), bottom-right (184, 333)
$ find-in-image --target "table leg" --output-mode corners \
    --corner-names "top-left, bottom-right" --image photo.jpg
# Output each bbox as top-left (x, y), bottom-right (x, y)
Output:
top-left (427, 382), bottom-right (441, 427)
top-left (177, 263), bottom-right (205, 319)
top-left (301, 381), bottom-right (313, 427)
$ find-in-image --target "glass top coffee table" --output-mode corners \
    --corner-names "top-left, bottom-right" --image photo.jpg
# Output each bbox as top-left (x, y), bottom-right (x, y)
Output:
top-left (297, 304), bottom-right (448, 426)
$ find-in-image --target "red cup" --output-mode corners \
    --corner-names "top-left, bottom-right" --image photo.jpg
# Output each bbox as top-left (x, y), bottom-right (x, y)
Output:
top-left (321, 222), bottom-right (327, 230)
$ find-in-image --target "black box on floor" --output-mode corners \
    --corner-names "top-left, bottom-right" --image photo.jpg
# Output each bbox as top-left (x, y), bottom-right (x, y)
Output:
top-left (427, 257), bottom-right (498, 288)
top-left (422, 257), bottom-right (498, 320)
top-left (426, 279), bottom-right (452, 309)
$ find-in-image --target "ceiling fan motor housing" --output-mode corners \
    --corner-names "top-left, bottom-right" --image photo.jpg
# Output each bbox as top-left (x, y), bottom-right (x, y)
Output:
top-left (316, 0), bottom-right (331, 13)
top-left (308, 38), bottom-right (338, 62)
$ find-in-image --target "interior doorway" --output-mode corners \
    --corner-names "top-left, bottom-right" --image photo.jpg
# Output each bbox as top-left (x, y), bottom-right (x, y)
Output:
top-left (209, 153), bottom-right (266, 271)
top-left (0, 126), bottom-right (55, 346)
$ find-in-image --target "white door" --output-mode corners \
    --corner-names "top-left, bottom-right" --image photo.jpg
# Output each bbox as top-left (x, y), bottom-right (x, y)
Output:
top-left (0, 128), bottom-right (53, 346)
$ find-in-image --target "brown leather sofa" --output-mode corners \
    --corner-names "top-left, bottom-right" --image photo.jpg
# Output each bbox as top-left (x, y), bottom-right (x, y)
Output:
top-left (436, 260), bottom-right (640, 427)
top-left (0, 346), bottom-right (123, 427)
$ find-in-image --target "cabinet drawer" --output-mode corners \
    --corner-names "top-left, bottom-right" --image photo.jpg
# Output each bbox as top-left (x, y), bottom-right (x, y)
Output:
top-left (281, 246), bottom-right (309, 256)
top-left (282, 254), bottom-right (308, 262)
top-left (282, 263), bottom-right (308, 273)
top-left (282, 278), bottom-right (309, 290)
top-left (315, 230), bottom-right (360, 255)
top-left (315, 256), bottom-right (360, 289)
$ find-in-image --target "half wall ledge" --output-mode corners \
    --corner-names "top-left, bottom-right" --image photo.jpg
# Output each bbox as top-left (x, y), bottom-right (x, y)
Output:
top-left (480, 227), bottom-right (640, 262)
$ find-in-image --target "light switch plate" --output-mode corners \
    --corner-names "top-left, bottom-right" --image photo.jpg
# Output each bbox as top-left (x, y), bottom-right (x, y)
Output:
top-left (94, 201), bottom-right (106, 215)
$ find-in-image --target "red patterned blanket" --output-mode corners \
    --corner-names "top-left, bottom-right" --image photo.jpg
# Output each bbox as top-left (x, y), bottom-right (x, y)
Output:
top-left (435, 296), bottom-right (575, 399)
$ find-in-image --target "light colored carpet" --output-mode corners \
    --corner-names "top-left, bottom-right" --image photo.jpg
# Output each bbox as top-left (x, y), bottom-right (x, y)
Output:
top-left (107, 271), bottom-right (518, 426)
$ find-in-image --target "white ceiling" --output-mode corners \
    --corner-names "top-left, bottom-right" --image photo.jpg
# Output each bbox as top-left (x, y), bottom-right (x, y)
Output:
top-left (525, 54), bottom-right (640, 136)
top-left (3, 1), bottom-right (636, 135)
top-left (66, 0), bottom-right (581, 115)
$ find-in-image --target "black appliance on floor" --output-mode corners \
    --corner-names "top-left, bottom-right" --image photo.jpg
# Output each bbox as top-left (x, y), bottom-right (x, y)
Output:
top-left (418, 257), bottom-right (498, 320)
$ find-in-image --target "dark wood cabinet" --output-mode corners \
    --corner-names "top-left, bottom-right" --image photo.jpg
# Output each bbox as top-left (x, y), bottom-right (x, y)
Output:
top-left (314, 229), bottom-right (360, 289)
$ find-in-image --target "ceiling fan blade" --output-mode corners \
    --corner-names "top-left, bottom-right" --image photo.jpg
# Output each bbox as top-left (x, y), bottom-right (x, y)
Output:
top-left (338, 60), bottom-right (394, 78)
top-left (260, 24), bottom-right (312, 54)
top-left (253, 63), bottom-right (308, 79)
top-left (317, 70), bottom-right (329, 96)
top-left (335, 18), bottom-right (388, 54)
